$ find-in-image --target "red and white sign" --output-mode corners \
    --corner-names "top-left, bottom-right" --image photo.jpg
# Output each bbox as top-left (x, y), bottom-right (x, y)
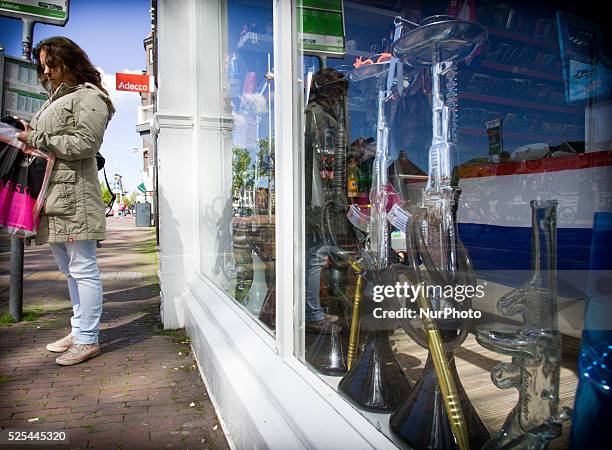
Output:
top-left (115, 73), bottom-right (153, 93)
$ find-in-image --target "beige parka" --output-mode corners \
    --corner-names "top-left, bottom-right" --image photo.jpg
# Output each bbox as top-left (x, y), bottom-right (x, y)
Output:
top-left (26, 82), bottom-right (115, 244)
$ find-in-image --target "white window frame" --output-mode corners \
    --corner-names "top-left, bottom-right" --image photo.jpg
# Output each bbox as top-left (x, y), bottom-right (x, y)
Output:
top-left (273, 0), bottom-right (302, 359)
top-left (180, 0), bottom-right (396, 446)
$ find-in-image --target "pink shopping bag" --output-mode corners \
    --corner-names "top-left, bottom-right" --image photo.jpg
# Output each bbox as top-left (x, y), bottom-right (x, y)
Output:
top-left (0, 122), bottom-right (55, 238)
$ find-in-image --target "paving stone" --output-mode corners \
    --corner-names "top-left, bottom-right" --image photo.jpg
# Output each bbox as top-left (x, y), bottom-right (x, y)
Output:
top-left (0, 218), bottom-right (228, 449)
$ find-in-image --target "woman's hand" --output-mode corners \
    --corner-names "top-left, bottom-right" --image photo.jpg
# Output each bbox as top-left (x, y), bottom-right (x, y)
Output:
top-left (16, 120), bottom-right (33, 144)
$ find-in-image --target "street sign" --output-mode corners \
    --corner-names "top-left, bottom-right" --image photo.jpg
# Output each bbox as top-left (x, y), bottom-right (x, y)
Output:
top-left (0, 0), bottom-right (69, 26)
top-left (298, 0), bottom-right (346, 56)
top-left (116, 73), bottom-right (153, 93)
top-left (1, 54), bottom-right (47, 121)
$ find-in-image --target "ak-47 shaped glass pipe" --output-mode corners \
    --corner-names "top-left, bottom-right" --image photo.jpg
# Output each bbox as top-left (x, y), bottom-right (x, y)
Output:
top-left (348, 17), bottom-right (409, 270)
top-left (389, 16), bottom-right (490, 450)
top-left (392, 15), bottom-right (485, 279)
top-left (325, 18), bottom-right (416, 413)
top-left (476, 200), bottom-right (571, 449)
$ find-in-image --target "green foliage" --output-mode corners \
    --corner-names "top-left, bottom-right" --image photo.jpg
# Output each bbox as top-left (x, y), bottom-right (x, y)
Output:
top-left (122, 193), bottom-right (135, 209)
top-left (0, 314), bottom-right (15, 325)
top-left (232, 147), bottom-right (254, 192)
top-left (100, 181), bottom-right (112, 204)
top-left (153, 327), bottom-right (179, 336)
top-left (256, 138), bottom-right (274, 179)
top-left (22, 309), bottom-right (41, 321)
top-left (0, 308), bottom-right (42, 324)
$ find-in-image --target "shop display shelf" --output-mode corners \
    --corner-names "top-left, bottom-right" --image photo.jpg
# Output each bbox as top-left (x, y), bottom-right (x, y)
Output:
top-left (459, 126), bottom-right (571, 143)
top-left (480, 60), bottom-right (563, 82)
top-left (486, 26), bottom-right (558, 50)
top-left (459, 92), bottom-right (582, 116)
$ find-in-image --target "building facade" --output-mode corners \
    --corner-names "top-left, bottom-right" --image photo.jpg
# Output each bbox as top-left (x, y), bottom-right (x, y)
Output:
top-left (135, 24), bottom-right (157, 224)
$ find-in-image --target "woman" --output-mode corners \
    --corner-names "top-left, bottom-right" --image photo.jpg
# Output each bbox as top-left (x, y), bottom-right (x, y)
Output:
top-left (17, 37), bottom-right (115, 366)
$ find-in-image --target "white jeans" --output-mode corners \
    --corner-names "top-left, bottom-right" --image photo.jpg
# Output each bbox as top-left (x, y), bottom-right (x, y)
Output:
top-left (49, 240), bottom-right (103, 344)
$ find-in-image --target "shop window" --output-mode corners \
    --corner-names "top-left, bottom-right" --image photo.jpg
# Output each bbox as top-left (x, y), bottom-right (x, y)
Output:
top-left (198, 0), bottom-right (276, 332)
top-left (296, 0), bottom-right (609, 447)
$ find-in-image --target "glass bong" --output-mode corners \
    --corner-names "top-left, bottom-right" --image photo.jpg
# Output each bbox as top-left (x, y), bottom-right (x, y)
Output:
top-left (332, 18), bottom-right (416, 412)
top-left (476, 200), bottom-right (571, 449)
top-left (388, 15), bottom-right (490, 450)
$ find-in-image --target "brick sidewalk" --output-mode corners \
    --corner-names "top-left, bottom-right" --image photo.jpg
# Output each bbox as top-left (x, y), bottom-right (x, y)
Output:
top-left (0, 218), bottom-right (229, 450)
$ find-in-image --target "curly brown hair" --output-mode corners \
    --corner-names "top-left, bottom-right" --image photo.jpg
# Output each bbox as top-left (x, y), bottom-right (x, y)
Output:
top-left (310, 67), bottom-right (348, 103)
top-left (32, 37), bottom-right (109, 97)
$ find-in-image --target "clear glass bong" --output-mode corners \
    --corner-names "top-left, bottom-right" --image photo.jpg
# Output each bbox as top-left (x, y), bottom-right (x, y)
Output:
top-left (476, 200), bottom-right (571, 449)
top-left (334, 18), bottom-right (415, 413)
top-left (389, 15), bottom-right (490, 450)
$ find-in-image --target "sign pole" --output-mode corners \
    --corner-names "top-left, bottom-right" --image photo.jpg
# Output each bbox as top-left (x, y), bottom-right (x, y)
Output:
top-left (2, 2), bottom-right (70, 322)
top-left (9, 19), bottom-right (34, 322)
top-left (21, 18), bottom-right (34, 60)
top-left (9, 238), bottom-right (24, 322)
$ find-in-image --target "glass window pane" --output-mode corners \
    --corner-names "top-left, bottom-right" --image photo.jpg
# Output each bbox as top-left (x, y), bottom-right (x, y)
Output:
top-left (296, 1), bottom-right (606, 446)
top-left (199, 0), bottom-right (276, 331)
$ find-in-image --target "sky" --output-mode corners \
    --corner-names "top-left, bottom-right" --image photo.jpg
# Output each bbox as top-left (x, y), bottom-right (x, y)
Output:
top-left (0, 0), bottom-right (151, 193)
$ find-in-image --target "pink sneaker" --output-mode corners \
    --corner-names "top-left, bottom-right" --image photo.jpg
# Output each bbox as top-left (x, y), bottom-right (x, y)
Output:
top-left (46, 334), bottom-right (75, 353)
top-left (56, 343), bottom-right (100, 366)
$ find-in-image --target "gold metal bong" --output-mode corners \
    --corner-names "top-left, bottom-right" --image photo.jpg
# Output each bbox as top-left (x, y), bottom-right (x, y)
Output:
top-left (415, 285), bottom-right (470, 450)
top-left (346, 259), bottom-right (364, 370)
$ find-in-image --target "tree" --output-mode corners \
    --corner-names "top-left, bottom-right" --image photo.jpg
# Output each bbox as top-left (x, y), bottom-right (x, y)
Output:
top-left (256, 138), bottom-right (274, 179)
top-left (100, 181), bottom-right (112, 205)
top-left (232, 147), bottom-right (254, 193)
top-left (123, 192), bottom-right (136, 209)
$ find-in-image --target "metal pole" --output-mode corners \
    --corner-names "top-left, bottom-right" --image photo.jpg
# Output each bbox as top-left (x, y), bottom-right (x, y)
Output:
top-left (266, 53), bottom-right (273, 223)
top-left (21, 19), bottom-right (34, 61)
top-left (9, 239), bottom-right (24, 321)
top-left (10, 18), bottom-right (35, 322)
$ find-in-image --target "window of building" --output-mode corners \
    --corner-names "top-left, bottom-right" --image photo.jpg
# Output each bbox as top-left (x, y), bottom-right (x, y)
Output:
top-left (198, 0), bottom-right (276, 332)
top-left (293, 0), bottom-right (609, 446)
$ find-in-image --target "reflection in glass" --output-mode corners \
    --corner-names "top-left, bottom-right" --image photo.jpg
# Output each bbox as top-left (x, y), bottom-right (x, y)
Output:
top-left (305, 319), bottom-right (347, 376)
top-left (570, 213), bottom-right (612, 449)
top-left (201, 0), bottom-right (276, 330)
top-left (303, 68), bottom-right (353, 355)
top-left (295, 0), bottom-right (598, 446)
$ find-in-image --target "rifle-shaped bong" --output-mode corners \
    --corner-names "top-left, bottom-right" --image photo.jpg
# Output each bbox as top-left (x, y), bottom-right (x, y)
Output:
top-left (389, 15), bottom-right (490, 450)
top-left (476, 200), bottom-right (571, 449)
top-left (331, 26), bottom-right (417, 411)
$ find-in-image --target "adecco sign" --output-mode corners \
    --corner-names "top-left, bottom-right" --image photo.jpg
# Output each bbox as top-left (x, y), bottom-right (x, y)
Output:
top-left (116, 73), bottom-right (154, 93)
